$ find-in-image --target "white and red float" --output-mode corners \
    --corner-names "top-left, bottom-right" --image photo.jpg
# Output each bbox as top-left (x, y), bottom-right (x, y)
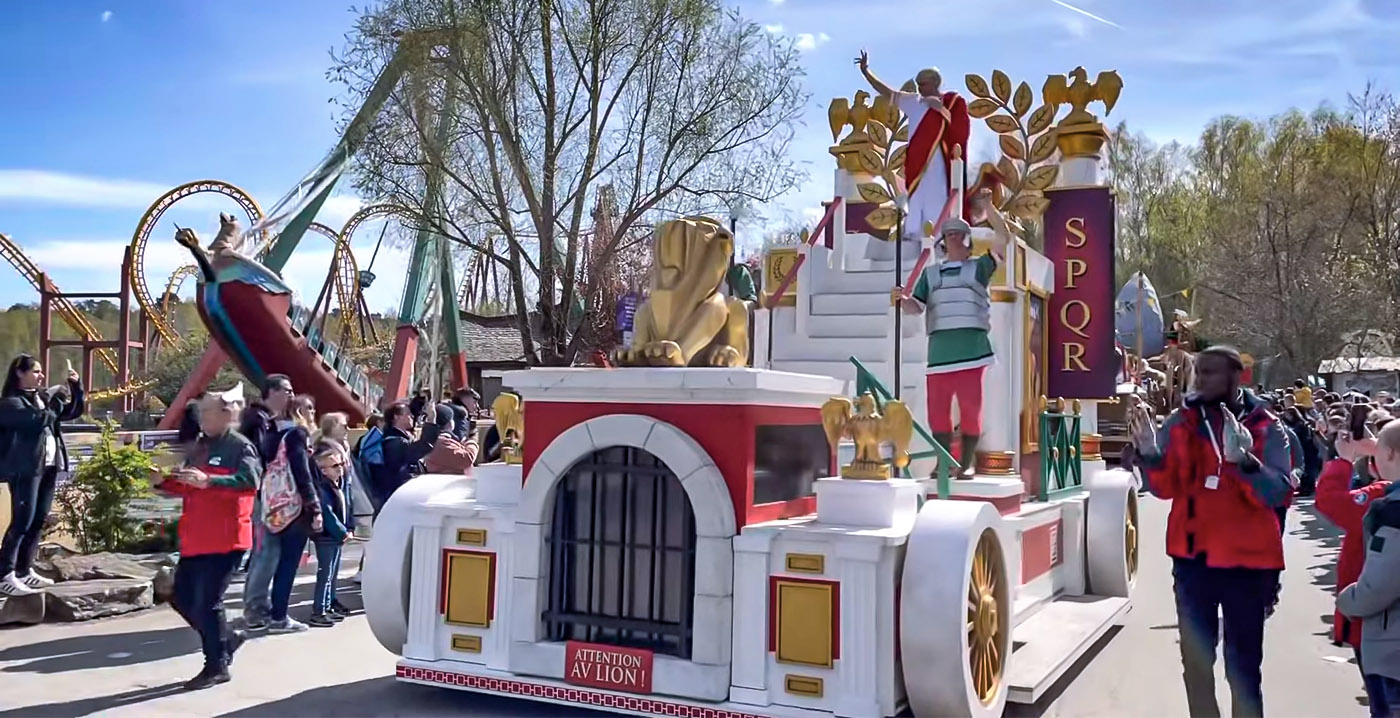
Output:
top-left (365, 67), bottom-right (1138, 717)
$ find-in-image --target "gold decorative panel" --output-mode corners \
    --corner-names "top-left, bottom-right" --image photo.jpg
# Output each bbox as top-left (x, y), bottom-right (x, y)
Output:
top-left (764, 248), bottom-right (800, 307)
top-left (771, 577), bottom-right (838, 668)
top-left (451, 634), bottom-right (482, 653)
top-left (456, 528), bottom-right (487, 546)
top-left (785, 553), bottom-right (825, 575)
top-left (785, 674), bottom-right (824, 698)
top-left (441, 549), bottom-right (496, 628)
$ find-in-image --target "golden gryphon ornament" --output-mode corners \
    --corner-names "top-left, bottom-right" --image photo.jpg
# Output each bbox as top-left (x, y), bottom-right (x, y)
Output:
top-left (820, 393), bottom-right (915, 480)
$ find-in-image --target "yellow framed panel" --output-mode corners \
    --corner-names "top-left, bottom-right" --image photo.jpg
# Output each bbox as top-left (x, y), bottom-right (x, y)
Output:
top-left (770, 576), bottom-right (838, 668)
top-left (456, 528), bottom-right (487, 546)
top-left (785, 674), bottom-right (824, 698)
top-left (451, 633), bottom-right (483, 653)
top-left (440, 549), bottom-right (496, 628)
top-left (785, 553), bottom-right (825, 575)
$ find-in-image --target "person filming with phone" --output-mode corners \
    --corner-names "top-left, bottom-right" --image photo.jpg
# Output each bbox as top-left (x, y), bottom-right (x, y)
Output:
top-left (1335, 418), bottom-right (1400, 715)
top-left (1121, 345), bottom-right (1293, 718)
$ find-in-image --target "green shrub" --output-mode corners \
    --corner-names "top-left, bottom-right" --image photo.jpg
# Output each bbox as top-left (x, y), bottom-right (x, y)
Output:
top-left (52, 421), bottom-right (158, 554)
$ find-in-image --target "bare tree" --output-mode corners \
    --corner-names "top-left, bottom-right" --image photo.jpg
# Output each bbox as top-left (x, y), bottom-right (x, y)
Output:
top-left (331, 0), bottom-right (808, 365)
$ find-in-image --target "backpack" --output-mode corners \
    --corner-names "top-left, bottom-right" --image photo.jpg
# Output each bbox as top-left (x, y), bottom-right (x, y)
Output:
top-left (261, 438), bottom-right (303, 534)
top-left (356, 427), bottom-right (385, 466)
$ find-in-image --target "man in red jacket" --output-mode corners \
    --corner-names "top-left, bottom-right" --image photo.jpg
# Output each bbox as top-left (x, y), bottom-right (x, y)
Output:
top-left (156, 393), bottom-right (261, 690)
top-left (1316, 427), bottom-right (1393, 716)
top-left (1125, 346), bottom-right (1293, 718)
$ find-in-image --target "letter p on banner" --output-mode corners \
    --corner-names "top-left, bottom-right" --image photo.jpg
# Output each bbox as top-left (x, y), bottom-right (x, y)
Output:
top-left (1044, 186), bottom-right (1116, 399)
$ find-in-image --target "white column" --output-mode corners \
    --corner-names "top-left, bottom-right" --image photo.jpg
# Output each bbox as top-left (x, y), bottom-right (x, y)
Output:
top-left (981, 297), bottom-right (1020, 455)
top-left (404, 524), bottom-right (442, 661)
top-left (730, 532), bottom-right (774, 696)
top-left (1057, 156), bottom-right (1102, 187)
top-left (753, 308), bottom-right (772, 369)
top-left (833, 541), bottom-right (881, 718)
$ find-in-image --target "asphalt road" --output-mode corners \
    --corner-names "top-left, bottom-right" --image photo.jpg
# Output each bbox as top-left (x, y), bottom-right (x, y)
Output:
top-left (0, 496), bottom-right (1369, 717)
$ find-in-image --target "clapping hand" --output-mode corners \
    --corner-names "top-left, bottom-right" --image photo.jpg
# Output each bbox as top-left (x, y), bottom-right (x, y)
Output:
top-left (854, 49), bottom-right (869, 71)
top-left (1127, 397), bottom-right (1158, 456)
top-left (176, 468), bottom-right (210, 489)
top-left (1221, 411), bottom-right (1253, 464)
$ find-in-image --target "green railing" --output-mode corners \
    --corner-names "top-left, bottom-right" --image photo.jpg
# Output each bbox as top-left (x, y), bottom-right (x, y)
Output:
top-left (849, 357), bottom-right (958, 501)
top-left (1038, 399), bottom-right (1084, 500)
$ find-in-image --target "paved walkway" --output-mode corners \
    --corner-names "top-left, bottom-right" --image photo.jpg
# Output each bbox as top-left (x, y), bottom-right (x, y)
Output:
top-left (0, 497), bottom-right (1371, 717)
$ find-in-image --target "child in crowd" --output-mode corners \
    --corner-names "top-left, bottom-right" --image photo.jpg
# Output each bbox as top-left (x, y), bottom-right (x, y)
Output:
top-left (309, 444), bottom-right (351, 627)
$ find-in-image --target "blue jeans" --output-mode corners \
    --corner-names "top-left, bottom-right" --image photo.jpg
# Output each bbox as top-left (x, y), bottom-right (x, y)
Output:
top-left (269, 521), bottom-right (309, 622)
top-left (242, 504), bottom-right (280, 619)
top-left (1359, 646), bottom-right (1393, 717)
top-left (1376, 675), bottom-right (1400, 718)
top-left (1172, 556), bottom-right (1278, 718)
top-left (312, 541), bottom-right (342, 614)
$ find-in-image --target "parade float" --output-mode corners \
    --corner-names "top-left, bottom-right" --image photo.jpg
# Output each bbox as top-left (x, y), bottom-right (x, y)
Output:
top-left (363, 65), bottom-right (1139, 717)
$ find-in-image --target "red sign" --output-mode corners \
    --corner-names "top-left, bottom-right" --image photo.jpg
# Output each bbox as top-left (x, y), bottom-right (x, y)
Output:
top-left (1044, 186), bottom-right (1117, 399)
top-left (564, 641), bottom-right (654, 694)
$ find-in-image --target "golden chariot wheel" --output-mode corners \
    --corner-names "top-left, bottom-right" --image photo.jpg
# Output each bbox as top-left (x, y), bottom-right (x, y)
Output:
top-left (901, 500), bottom-right (1012, 718)
top-left (1087, 468), bottom-right (1139, 597)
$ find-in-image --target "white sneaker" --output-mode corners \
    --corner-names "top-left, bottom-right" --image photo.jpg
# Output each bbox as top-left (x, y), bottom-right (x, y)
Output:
top-left (18, 572), bottom-right (54, 589)
top-left (352, 569), bottom-right (362, 584)
top-left (0, 572), bottom-right (38, 596)
top-left (267, 617), bottom-right (308, 634)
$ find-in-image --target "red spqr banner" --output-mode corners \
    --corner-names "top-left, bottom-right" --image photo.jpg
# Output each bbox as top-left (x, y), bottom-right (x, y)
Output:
top-left (564, 641), bottom-right (654, 695)
top-left (1043, 186), bottom-right (1117, 399)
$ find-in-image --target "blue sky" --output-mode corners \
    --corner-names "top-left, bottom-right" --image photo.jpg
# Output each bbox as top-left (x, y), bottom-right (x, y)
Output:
top-left (1, 0), bottom-right (1397, 312)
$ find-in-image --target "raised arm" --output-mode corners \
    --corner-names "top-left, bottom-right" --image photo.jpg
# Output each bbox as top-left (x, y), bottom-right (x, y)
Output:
top-left (977, 190), bottom-right (1014, 261)
top-left (855, 50), bottom-right (898, 98)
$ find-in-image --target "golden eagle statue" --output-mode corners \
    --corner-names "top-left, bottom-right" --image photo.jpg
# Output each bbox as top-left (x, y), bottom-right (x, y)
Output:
top-left (1042, 67), bottom-right (1123, 127)
top-left (492, 392), bottom-right (525, 465)
top-left (820, 393), bottom-right (915, 480)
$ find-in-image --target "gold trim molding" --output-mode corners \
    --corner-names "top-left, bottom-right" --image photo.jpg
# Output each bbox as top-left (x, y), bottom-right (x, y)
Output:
top-left (975, 450), bottom-right (1017, 476)
top-left (1081, 433), bottom-right (1103, 462)
top-left (989, 288), bottom-right (1017, 303)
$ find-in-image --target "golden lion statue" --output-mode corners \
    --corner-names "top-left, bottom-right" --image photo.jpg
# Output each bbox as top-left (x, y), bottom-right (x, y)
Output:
top-left (614, 217), bottom-right (750, 367)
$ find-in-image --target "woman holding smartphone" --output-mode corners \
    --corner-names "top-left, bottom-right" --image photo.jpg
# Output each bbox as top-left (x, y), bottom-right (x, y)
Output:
top-left (0, 354), bottom-right (83, 597)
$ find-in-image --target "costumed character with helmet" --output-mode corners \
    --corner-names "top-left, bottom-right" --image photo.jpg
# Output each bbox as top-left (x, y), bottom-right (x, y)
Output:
top-left (892, 192), bottom-right (1010, 477)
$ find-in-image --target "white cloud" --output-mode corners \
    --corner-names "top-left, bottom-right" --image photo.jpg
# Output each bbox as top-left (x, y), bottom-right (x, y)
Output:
top-left (765, 24), bottom-right (784, 34)
top-left (794, 32), bottom-right (831, 51)
top-left (1062, 16), bottom-right (1087, 38)
top-left (768, 0), bottom-right (785, 4)
top-left (0, 170), bottom-right (176, 209)
top-left (100, 10), bottom-right (112, 23)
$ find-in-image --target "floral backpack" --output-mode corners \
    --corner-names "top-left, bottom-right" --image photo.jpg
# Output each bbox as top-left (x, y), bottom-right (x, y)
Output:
top-left (261, 438), bottom-right (303, 533)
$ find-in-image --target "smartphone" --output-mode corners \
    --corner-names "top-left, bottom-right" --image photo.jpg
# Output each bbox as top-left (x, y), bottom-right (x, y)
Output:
top-left (1349, 404), bottom-right (1372, 441)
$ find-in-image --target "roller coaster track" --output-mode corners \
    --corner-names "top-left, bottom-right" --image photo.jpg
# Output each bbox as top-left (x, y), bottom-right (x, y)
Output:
top-left (338, 204), bottom-right (411, 342)
top-left (305, 222), bottom-right (363, 345)
top-left (0, 232), bottom-right (121, 375)
top-left (159, 265), bottom-right (200, 320)
top-left (130, 180), bottom-right (264, 345)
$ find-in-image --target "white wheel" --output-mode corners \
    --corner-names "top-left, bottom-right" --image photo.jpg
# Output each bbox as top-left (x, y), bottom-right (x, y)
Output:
top-left (363, 474), bottom-right (462, 654)
top-left (901, 500), bottom-right (1011, 718)
top-left (1086, 468), bottom-right (1138, 597)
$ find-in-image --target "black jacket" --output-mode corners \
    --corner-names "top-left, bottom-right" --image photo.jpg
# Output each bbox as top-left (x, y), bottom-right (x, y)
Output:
top-left (371, 425), bottom-right (433, 499)
top-left (280, 425), bottom-right (323, 528)
top-left (238, 402), bottom-right (278, 468)
top-left (0, 380), bottom-right (85, 480)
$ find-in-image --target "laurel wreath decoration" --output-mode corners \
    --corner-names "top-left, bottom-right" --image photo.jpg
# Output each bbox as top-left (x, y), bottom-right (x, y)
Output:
top-left (966, 70), bottom-right (1057, 219)
top-left (853, 88), bottom-right (911, 237)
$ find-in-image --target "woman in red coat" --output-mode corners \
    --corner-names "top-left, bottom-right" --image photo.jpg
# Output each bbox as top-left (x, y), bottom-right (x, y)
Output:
top-left (1315, 445), bottom-right (1391, 716)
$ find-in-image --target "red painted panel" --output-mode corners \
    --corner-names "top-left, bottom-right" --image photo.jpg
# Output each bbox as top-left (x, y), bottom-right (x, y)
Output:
top-left (565, 641), bottom-right (653, 694)
top-left (525, 401), bottom-right (823, 529)
top-left (1020, 519), bottom-right (1063, 583)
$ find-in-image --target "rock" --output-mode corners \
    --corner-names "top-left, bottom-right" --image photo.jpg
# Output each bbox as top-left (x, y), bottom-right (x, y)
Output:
top-left (44, 578), bottom-right (154, 621)
top-left (0, 594), bottom-right (46, 625)
top-left (152, 565), bottom-right (175, 603)
top-left (30, 542), bottom-right (78, 580)
top-left (48, 553), bottom-right (157, 583)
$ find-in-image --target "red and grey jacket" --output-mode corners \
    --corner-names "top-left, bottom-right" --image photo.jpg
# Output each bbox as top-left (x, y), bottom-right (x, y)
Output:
top-left (159, 430), bottom-right (260, 557)
top-left (1140, 390), bottom-right (1293, 570)
top-left (1315, 458), bottom-right (1390, 647)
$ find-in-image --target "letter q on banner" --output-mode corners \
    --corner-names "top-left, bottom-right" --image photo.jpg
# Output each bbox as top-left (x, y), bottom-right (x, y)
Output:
top-left (1043, 186), bottom-right (1117, 399)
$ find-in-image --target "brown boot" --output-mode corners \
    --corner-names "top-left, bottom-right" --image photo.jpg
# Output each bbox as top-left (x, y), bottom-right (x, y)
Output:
top-left (959, 434), bottom-right (981, 479)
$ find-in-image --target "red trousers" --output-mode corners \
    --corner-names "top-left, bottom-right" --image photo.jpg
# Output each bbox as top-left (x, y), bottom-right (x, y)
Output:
top-left (926, 366), bottom-right (986, 435)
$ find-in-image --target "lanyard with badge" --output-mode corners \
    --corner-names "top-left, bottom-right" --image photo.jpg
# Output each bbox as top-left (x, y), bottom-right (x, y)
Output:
top-left (1199, 405), bottom-right (1235, 491)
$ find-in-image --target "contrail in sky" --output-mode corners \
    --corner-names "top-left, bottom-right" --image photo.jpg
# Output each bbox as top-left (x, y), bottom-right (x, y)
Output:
top-left (1049, 0), bottom-right (1123, 29)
